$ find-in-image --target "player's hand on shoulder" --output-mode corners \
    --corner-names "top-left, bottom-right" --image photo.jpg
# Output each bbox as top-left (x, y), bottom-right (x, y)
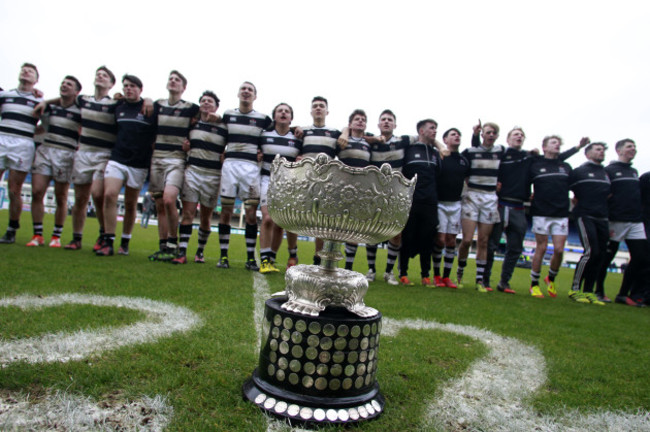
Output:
top-left (142, 97), bottom-right (154, 116)
top-left (32, 101), bottom-right (47, 117)
top-left (206, 113), bottom-right (221, 123)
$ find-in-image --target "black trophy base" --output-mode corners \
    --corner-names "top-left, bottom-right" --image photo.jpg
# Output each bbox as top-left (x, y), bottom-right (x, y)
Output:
top-left (243, 297), bottom-right (385, 425)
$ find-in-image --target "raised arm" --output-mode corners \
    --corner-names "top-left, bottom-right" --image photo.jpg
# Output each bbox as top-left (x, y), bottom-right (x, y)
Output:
top-left (471, 119), bottom-right (482, 147)
top-left (559, 136), bottom-right (589, 161)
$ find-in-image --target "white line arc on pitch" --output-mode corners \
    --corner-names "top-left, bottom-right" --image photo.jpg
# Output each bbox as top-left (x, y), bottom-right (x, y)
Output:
top-left (383, 318), bottom-right (650, 432)
top-left (0, 293), bottom-right (202, 366)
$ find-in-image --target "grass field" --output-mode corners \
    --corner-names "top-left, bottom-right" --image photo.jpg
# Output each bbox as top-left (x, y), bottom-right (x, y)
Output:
top-left (0, 211), bottom-right (649, 431)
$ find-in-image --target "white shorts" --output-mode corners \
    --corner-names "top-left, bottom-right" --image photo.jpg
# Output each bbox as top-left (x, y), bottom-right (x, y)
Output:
top-left (104, 160), bottom-right (148, 190)
top-left (181, 168), bottom-right (220, 209)
top-left (461, 190), bottom-right (500, 224)
top-left (220, 159), bottom-right (260, 202)
top-left (260, 175), bottom-right (270, 207)
top-left (438, 200), bottom-right (461, 234)
top-left (609, 221), bottom-right (646, 242)
top-left (532, 216), bottom-right (569, 236)
top-left (0, 134), bottom-right (35, 172)
top-left (32, 145), bottom-right (75, 183)
top-left (71, 148), bottom-right (111, 185)
top-left (149, 157), bottom-right (185, 194)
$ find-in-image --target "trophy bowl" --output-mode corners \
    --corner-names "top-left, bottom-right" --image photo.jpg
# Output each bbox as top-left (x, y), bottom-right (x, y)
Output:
top-left (268, 154), bottom-right (415, 245)
top-left (267, 154), bottom-right (416, 317)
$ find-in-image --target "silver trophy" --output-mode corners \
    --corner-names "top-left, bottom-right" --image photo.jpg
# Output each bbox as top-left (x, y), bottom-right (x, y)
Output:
top-left (268, 154), bottom-right (416, 317)
top-left (243, 154), bottom-right (415, 425)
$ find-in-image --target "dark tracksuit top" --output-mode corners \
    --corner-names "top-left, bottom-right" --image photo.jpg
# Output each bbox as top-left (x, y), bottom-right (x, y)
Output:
top-left (605, 161), bottom-right (642, 223)
top-left (527, 156), bottom-right (572, 218)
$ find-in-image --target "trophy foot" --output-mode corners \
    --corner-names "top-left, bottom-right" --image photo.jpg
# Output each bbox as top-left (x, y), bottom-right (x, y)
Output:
top-left (281, 299), bottom-right (325, 317)
top-left (346, 304), bottom-right (379, 318)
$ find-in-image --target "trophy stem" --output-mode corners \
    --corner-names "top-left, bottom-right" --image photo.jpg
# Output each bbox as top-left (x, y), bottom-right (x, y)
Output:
top-left (318, 240), bottom-right (343, 272)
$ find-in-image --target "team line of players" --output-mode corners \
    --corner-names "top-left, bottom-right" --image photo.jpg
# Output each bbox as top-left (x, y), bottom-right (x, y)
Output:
top-left (0, 63), bottom-right (648, 306)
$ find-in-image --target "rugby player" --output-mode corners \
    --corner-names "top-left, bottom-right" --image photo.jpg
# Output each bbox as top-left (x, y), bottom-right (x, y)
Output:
top-left (369, 110), bottom-right (412, 285)
top-left (568, 141), bottom-right (611, 303)
top-left (0, 63), bottom-right (43, 244)
top-left (148, 70), bottom-right (200, 261)
top-left (456, 122), bottom-right (505, 292)
top-left (259, 102), bottom-right (302, 273)
top-left (96, 75), bottom-right (157, 256)
top-left (398, 119), bottom-right (441, 286)
top-left (432, 128), bottom-right (469, 288)
top-left (171, 91), bottom-right (226, 264)
top-left (595, 139), bottom-right (649, 307)
top-left (298, 96), bottom-right (341, 266)
top-left (217, 82), bottom-right (272, 270)
top-left (26, 76), bottom-right (82, 248)
top-left (527, 136), bottom-right (580, 300)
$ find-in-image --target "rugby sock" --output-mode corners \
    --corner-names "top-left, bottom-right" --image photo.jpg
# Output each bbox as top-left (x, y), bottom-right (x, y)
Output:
top-left (548, 268), bottom-right (558, 282)
top-left (398, 249), bottom-right (409, 278)
top-left (432, 244), bottom-right (443, 277)
top-left (457, 259), bottom-right (467, 280)
top-left (218, 224), bottom-right (230, 258)
top-left (385, 242), bottom-right (400, 273)
top-left (344, 243), bottom-right (358, 270)
top-left (270, 249), bottom-right (278, 263)
top-left (366, 244), bottom-right (377, 272)
top-left (158, 238), bottom-right (167, 252)
top-left (260, 247), bottom-right (272, 262)
top-left (313, 255), bottom-right (321, 266)
top-left (33, 223), bottom-right (43, 237)
top-left (178, 224), bottom-right (192, 254)
top-left (8, 219), bottom-right (20, 231)
top-left (443, 247), bottom-right (456, 279)
top-left (197, 228), bottom-right (211, 254)
top-left (73, 232), bottom-right (83, 242)
top-left (103, 233), bottom-right (115, 247)
top-left (289, 248), bottom-right (298, 259)
top-left (476, 259), bottom-right (486, 283)
top-left (167, 236), bottom-right (178, 253)
top-left (52, 225), bottom-right (63, 239)
top-left (531, 270), bottom-right (541, 286)
top-left (120, 233), bottom-right (131, 249)
top-left (245, 223), bottom-right (257, 261)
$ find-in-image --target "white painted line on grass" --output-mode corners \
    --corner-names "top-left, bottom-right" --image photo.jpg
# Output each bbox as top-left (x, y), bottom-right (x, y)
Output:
top-left (0, 293), bottom-right (202, 366)
top-left (383, 318), bottom-right (650, 432)
top-left (0, 390), bottom-right (172, 431)
top-left (252, 272), bottom-right (270, 350)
